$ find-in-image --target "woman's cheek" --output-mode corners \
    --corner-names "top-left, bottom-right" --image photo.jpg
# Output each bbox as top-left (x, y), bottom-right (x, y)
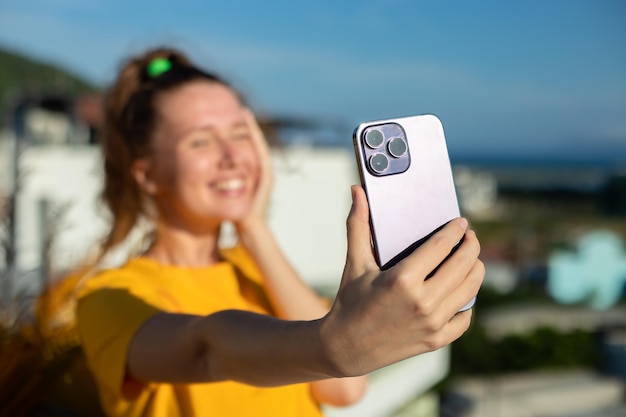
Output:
top-left (183, 153), bottom-right (213, 178)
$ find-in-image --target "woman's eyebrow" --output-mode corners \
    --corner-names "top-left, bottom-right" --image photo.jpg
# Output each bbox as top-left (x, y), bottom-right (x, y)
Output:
top-left (181, 123), bottom-right (217, 136)
top-left (178, 119), bottom-right (248, 138)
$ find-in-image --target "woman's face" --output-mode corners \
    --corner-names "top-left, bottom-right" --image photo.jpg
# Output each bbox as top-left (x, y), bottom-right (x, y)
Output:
top-left (140, 80), bottom-right (260, 229)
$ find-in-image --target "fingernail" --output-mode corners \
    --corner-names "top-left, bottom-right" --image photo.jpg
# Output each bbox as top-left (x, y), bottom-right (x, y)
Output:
top-left (459, 217), bottom-right (469, 230)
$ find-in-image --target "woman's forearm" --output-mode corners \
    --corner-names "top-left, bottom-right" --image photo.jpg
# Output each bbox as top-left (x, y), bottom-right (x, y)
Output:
top-left (237, 221), bottom-right (331, 320)
top-left (197, 310), bottom-right (339, 386)
top-left (237, 222), bottom-right (368, 404)
top-left (128, 309), bottom-right (341, 387)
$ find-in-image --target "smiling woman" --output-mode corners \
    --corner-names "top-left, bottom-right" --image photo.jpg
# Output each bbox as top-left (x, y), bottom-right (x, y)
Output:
top-left (77, 47), bottom-right (365, 417)
top-left (74, 46), bottom-right (483, 417)
top-left (135, 81), bottom-right (261, 239)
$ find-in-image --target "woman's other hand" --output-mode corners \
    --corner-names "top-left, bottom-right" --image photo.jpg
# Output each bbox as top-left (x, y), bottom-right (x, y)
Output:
top-left (235, 108), bottom-right (273, 232)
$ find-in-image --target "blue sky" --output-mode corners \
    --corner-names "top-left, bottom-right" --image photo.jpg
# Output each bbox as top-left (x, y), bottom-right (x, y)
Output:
top-left (1, 0), bottom-right (625, 160)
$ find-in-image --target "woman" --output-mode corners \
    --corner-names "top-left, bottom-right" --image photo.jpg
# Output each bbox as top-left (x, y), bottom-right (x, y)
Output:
top-left (76, 47), bottom-right (484, 417)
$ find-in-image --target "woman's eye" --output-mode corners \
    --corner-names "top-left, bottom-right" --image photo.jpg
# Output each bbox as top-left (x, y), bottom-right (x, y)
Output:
top-left (231, 127), bottom-right (251, 141)
top-left (233, 133), bottom-right (250, 141)
top-left (232, 132), bottom-right (250, 141)
top-left (190, 137), bottom-right (213, 148)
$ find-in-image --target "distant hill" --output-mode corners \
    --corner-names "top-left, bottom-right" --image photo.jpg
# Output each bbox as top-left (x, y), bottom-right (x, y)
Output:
top-left (0, 46), bottom-right (99, 127)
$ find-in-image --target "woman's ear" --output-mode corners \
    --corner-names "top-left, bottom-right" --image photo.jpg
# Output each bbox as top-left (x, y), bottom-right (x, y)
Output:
top-left (131, 158), bottom-right (158, 195)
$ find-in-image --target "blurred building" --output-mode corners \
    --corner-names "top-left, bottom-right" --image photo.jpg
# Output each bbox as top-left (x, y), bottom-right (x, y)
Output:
top-left (448, 369), bottom-right (626, 417)
top-left (452, 159), bottom-right (626, 221)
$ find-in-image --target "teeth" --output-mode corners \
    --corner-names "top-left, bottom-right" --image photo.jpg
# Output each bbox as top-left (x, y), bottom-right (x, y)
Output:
top-left (215, 179), bottom-right (244, 191)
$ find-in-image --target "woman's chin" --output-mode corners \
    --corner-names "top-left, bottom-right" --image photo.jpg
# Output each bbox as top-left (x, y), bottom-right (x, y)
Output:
top-left (213, 207), bottom-right (252, 223)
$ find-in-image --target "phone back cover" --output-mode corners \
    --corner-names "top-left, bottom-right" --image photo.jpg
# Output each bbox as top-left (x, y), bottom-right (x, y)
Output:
top-left (353, 114), bottom-right (460, 269)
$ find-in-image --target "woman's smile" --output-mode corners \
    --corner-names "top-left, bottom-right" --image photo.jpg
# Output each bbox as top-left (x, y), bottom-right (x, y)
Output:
top-left (211, 177), bottom-right (248, 196)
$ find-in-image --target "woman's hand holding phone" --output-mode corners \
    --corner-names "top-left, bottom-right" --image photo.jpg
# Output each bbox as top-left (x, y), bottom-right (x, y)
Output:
top-left (320, 185), bottom-right (484, 377)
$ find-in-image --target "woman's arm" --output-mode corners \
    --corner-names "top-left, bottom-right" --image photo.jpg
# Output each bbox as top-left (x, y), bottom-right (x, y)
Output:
top-left (127, 309), bottom-right (332, 386)
top-left (234, 109), bottom-right (332, 320)
top-left (126, 186), bottom-right (483, 389)
top-left (234, 109), bottom-right (366, 404)
top-left (235, 215), bottom-right (367, 405)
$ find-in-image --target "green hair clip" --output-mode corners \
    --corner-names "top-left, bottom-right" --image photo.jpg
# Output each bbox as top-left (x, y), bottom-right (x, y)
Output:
top-left (146, 57), bottom-right (172, 78)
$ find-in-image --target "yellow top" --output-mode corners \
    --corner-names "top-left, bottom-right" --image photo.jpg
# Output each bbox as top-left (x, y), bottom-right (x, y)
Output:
top-left (76, 246), bottom-right (323, 417)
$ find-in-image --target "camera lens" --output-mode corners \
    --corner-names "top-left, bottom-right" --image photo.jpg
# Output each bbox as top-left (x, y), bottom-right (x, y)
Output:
top-left (369, 153), bottom-right (389, 174)
top-left (365, 129), bottom-right (384, 149)
top-left (388, 137), bottom-right (407, 158)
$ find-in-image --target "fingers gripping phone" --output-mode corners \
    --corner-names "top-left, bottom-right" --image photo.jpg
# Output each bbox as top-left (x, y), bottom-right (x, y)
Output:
top-left (352, 114), bottom-right (475, 311)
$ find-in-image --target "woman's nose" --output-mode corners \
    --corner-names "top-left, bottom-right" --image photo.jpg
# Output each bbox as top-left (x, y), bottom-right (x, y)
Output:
top-left (217, 139), bottom-right (239, 165)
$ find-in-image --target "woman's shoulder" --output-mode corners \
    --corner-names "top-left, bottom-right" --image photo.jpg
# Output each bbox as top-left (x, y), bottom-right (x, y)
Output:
top-left (77, 258), bottom-right (159, 298)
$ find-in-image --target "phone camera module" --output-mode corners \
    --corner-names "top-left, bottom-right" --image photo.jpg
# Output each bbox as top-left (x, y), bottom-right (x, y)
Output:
top-left (360, 122), bottom-right (410, 176)
top-left (365, 129), bottom-right (384, 149)
top-left (369, 153), bottom-right (389, 174)
top-left (388, 137), bottom-right (407, 158)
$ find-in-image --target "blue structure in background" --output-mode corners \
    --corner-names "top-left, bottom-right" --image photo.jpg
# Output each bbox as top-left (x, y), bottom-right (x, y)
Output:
top-left (548, 231), bottom-right (626, 310)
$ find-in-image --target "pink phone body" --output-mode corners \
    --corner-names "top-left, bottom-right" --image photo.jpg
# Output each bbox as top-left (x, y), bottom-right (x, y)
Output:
top-left (352, 114), bottom-right (475, 311)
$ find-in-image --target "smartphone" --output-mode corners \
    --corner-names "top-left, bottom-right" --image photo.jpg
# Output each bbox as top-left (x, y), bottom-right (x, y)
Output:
top-left (352, 113), bottom-right (475, 311)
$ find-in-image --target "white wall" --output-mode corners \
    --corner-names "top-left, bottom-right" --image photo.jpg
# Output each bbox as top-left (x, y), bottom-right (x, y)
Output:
top-left (15, 146), bottom-right (107, 273)
top-left (268, 145), bottom-right (357, 290)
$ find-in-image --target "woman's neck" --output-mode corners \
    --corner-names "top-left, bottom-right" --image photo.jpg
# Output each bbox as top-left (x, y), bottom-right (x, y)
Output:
top-left (144, 221), bottom-right (222, 267)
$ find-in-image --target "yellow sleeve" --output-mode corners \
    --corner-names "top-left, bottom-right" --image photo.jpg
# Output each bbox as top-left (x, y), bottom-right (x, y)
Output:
top-left (76, 276), bottom-right (165, 401)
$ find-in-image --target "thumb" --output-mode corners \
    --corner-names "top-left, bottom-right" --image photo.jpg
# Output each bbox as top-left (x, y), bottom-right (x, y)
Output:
top-left (344, 185), bottom-right (377, 278)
